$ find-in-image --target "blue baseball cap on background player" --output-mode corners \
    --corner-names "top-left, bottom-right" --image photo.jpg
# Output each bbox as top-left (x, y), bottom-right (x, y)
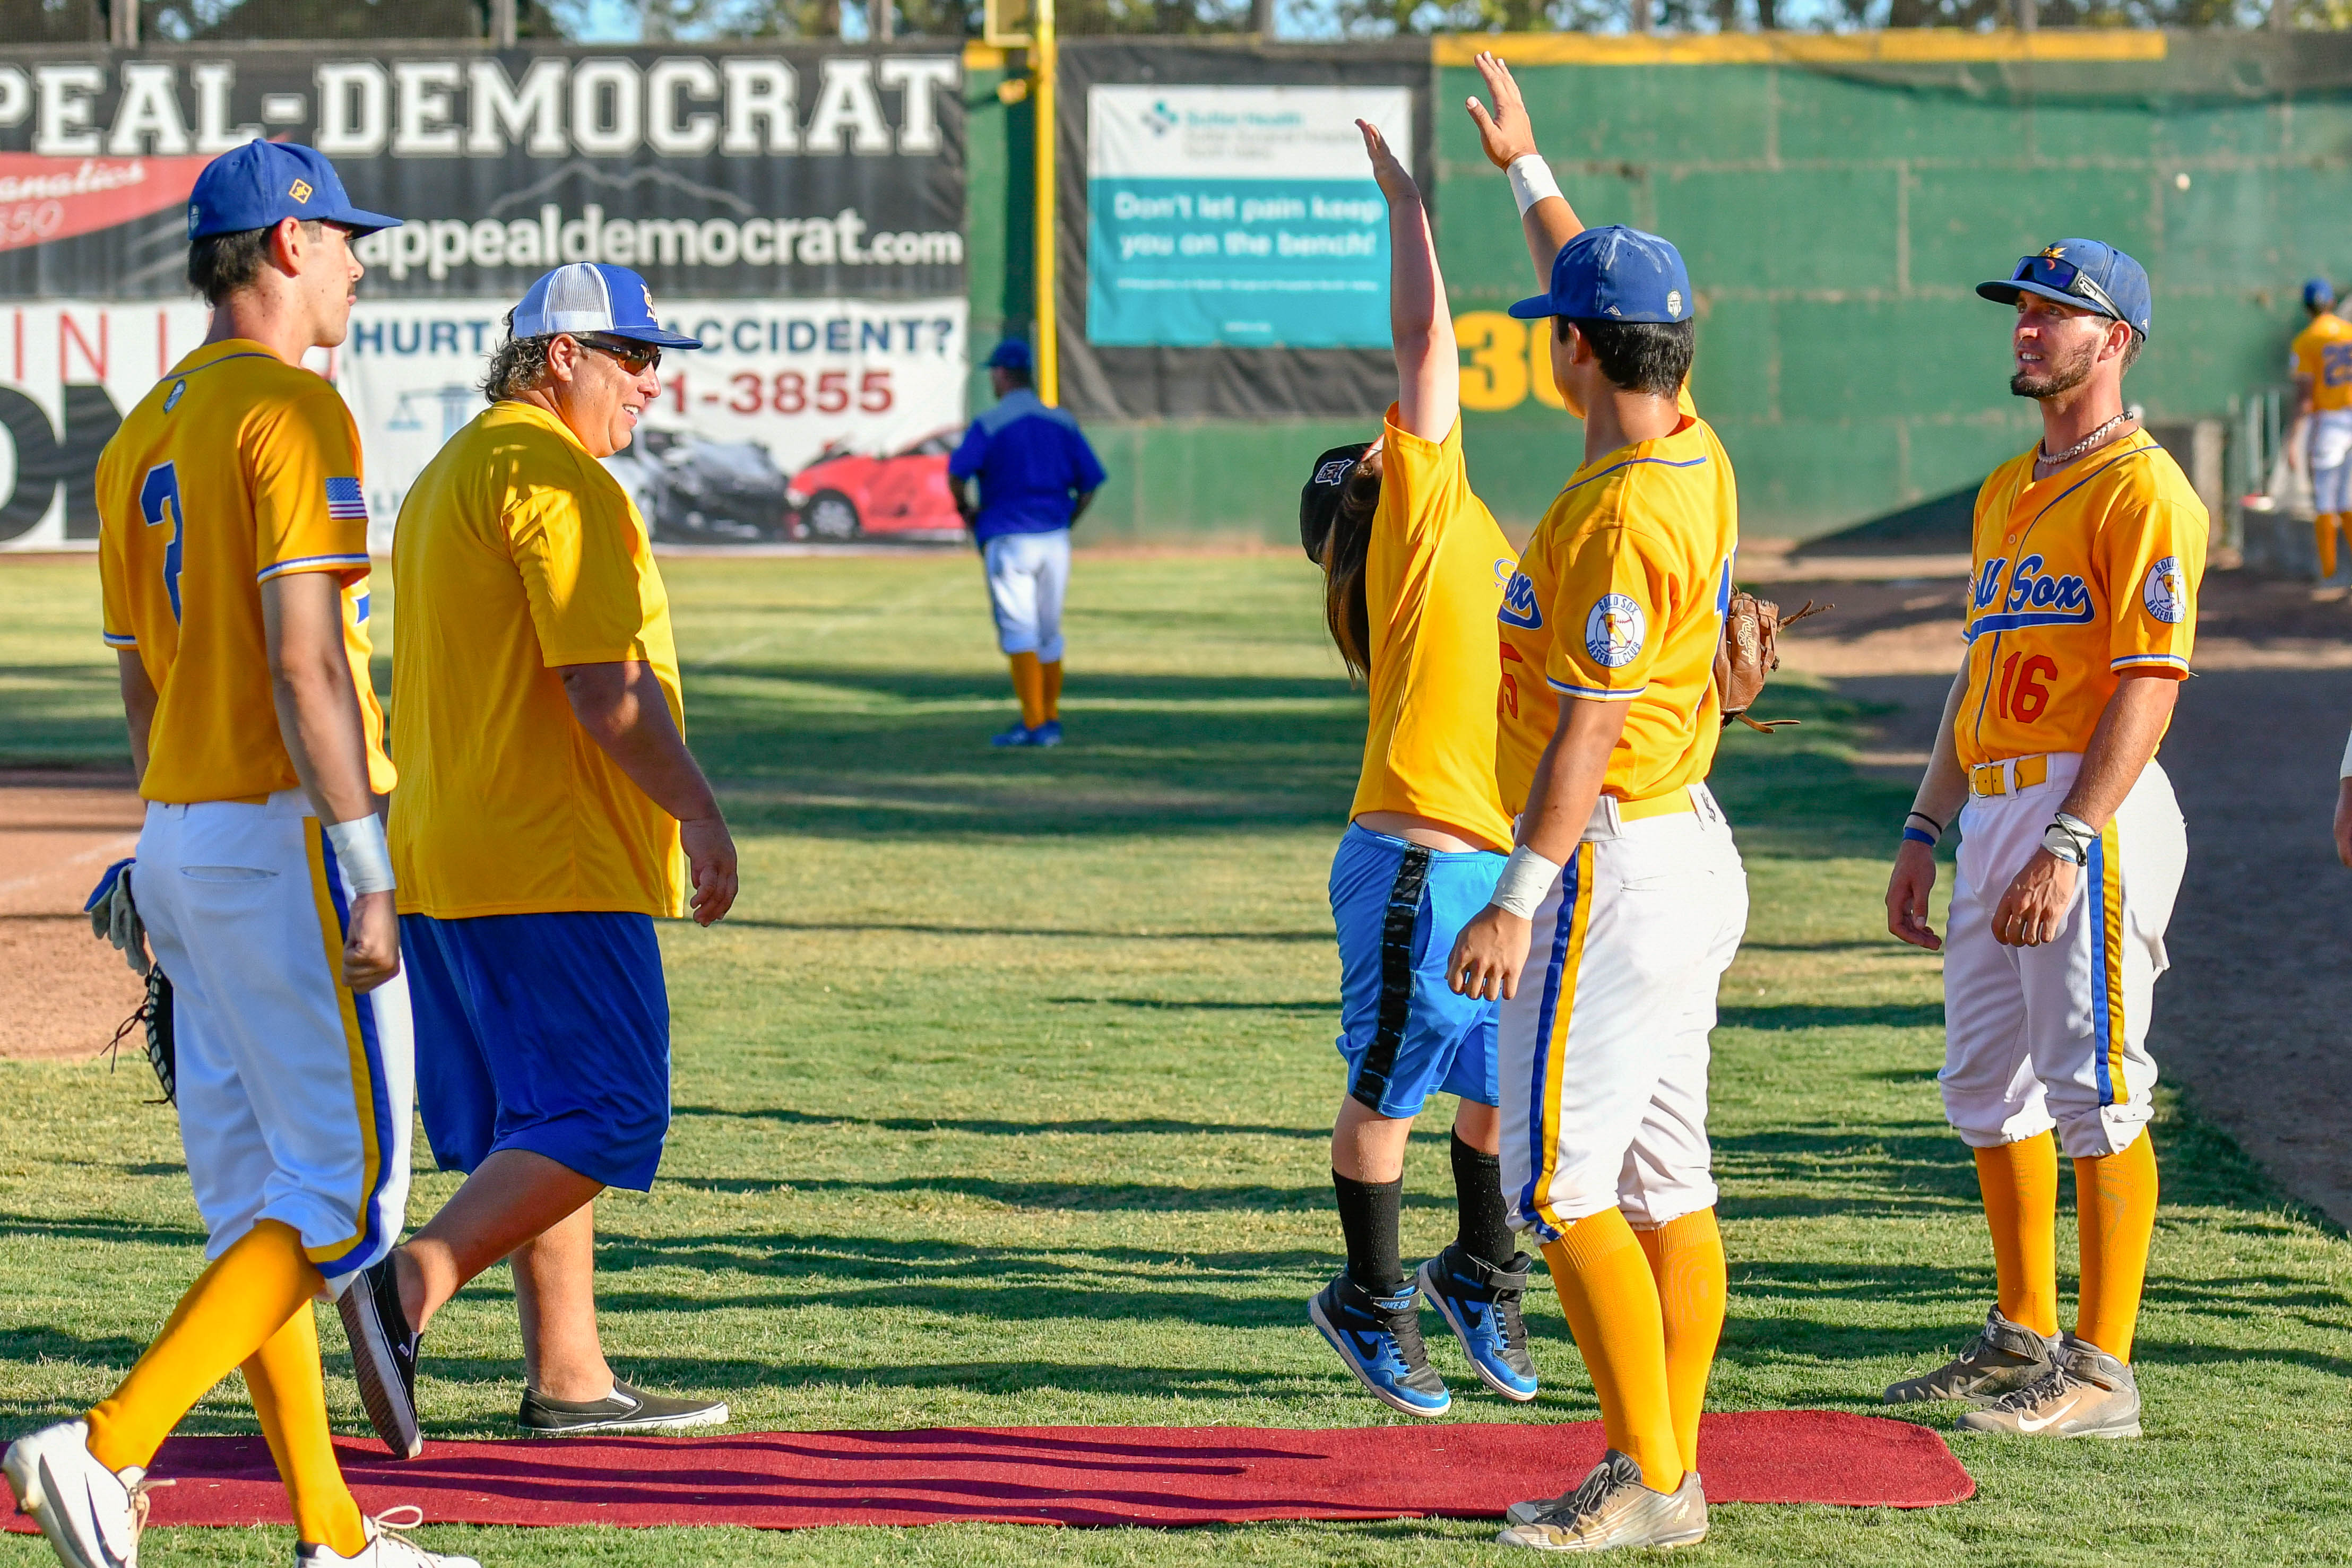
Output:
top-left (2306, 277), bottom-right (2337, 309)
top-left (511, 263), bottom-right (704, 349)
top-left (1508, 225), bottom-right (1692, 324)
top-left (188, 141), bottom-right (400, 240)
top-left (985, 339), bottom-right (1033, 371)
top-left (1978, 239), bottom-right (2153, 337)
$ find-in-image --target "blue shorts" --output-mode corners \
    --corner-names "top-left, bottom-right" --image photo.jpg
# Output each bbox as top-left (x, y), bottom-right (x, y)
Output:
top-left (401, 911), bottom-right (671, 1192)
top-left (1329, 823), bottom-right (1504, 1119)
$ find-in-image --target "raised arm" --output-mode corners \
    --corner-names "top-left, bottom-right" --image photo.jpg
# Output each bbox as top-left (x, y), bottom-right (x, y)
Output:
top-left (1359, 119), bottom-right (1455, 441)
top-left (1467, 52), bottom-right (1583, 291)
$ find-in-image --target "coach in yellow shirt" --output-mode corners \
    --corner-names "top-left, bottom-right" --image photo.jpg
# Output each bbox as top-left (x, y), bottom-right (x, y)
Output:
top-left (335, 264), bottom-right (740, 1458)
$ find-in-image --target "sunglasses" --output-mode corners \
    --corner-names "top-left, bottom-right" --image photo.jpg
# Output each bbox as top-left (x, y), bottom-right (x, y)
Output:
top-left (573, 334), bottom-right (662, 375)
top-left (2009, 254), bottom-right (2121, 322)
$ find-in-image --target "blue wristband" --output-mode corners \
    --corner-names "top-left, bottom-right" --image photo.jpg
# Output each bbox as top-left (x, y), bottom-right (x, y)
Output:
top-left (1902, 826), bottom-right (1937, 847)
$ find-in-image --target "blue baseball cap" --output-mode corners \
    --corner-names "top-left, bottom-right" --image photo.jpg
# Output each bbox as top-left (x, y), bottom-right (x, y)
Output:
top-left (1977, 240), bottom-right (2153, 337)
top-left (1508, 226), bottom-right (1693, 325)
top-left (511, 263), bottom-right (703, 349)
top-left (2307, 277), bottom-right (2337, 309)
top-left (985, 338), bottom-right (1032, 371)
top-left (187, 141), bottom-right (399, 241)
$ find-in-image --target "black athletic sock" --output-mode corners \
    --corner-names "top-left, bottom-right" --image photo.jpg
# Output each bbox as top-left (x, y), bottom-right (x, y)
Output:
top-left (1333, 1170), bottom-right (1404, 1294)
top-left (1451, 1131), bottom-right (1515, 1267)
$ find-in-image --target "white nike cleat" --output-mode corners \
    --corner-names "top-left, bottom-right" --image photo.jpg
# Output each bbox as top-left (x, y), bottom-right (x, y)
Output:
top-left (1497, 1450), bottom-right (1708, 1552)
top-left (1954, 1333), bottom-right (2141, 1439)
top-left (2, 1419), bottom-right (158, 1568)
top-left (295, 1506), bottom-right (481, 1566)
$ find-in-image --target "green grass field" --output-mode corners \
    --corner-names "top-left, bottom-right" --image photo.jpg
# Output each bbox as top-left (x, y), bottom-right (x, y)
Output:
top-left (1, 551), bottom-right (2347, 1566)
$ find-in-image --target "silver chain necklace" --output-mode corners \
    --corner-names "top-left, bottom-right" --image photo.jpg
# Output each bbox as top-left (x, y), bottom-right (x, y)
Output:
top-left (2037, 412), bottom-right (2130, 471)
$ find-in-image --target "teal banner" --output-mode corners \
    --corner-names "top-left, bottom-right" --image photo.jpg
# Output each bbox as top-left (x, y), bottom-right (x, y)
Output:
top-left (1084, 175), bottom-right (1390, 348)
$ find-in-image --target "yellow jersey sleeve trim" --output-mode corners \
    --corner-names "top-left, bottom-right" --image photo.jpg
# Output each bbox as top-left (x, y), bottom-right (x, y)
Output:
top-left (2111, 652), bottom-right (2190, 673)
top-left (256, 551), bottom-right (371, 583)
top-left (1547, 677), bottom-right (1647, 700)
top-left (102, 630), bottom-right (137, 647)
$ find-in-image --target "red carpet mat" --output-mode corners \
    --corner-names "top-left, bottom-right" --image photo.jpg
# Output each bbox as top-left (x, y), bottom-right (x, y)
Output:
top-left (6, 1413), bottom-right (1971, 1532)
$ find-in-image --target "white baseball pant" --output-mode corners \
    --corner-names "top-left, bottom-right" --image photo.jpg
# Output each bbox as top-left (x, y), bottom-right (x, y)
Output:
top-left (983, 527), bottom-right (1070, 663)
top-left (1940, 753), bottom-right (2185, 1160)
top-left (134, 789), bottom-right (414, 1294)
top-left (2311, 410), bottom-right (2352, 515)
top-left (1500, 785), bottom-right (1749, 1241)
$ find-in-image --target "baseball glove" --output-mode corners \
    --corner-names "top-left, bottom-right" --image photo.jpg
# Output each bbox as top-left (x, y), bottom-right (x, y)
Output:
top-left (107, 967), bottom-right (177, 1106)
top-left (1714, 592), bottom-right (1828, 733)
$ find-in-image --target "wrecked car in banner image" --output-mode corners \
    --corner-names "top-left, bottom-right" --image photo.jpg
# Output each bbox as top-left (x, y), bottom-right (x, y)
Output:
top-left (607, 429), bottom-right (793, 542)
top-left (785, 427), bottom-right (964, 540)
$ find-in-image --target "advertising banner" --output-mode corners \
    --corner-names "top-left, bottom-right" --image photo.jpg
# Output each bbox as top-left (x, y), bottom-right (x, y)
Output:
top-left (0, 297), bottom-right (968, 551)
top-left (1084, 85), bottom-right (1410, 350)
top-left (0, 46), bottom-right (966, 301)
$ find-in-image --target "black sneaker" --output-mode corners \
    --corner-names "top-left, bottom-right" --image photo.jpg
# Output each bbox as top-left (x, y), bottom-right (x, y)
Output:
top-left (518, 1379), bottom-right (731, 1436)
top-left (1419, 1244), bottom-right (1540, 1401)
top-left (1307, 1271), bottom-right (1451, 1417)
top-left (336, 1253), bottom-right (423, 1459)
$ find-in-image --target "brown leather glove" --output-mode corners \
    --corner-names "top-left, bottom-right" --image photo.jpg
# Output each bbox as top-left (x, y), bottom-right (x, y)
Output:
top-left (1713, 592), bottom-right (1827, 733)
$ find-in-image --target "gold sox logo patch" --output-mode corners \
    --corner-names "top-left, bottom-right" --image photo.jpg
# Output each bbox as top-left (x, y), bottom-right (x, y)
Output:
top-left (2141, 556), bottom-right (2184, 624)
top-left (289, 179), bottom-right (314, 203)
top-left (1585, 593), bottom-right (1646, 669)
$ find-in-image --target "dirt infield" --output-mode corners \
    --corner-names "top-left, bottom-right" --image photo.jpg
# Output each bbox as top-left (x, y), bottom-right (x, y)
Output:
top-left (1774, 568), bottom-right (2352, 1230)
top-left (0, 772), bottom-right (146, 1063)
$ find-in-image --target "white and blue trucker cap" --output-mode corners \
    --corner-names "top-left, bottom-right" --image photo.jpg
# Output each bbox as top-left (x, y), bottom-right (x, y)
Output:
top-left (512, 263), bottom-right (703, 349)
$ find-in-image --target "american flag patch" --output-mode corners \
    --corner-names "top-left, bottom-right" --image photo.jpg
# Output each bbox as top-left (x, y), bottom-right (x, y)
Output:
top-left (325, 477), bottom-right (368, 521)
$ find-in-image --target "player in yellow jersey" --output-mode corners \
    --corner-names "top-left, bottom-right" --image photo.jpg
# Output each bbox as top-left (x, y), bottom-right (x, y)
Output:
top-left (3, 142), bottom-right (474, 1568)
top-left (1446, 225), bottom-right (1741, 1554)
top-left (2288, 278), bottom-right (2352, 579)
top-left (1300, 120), bottom-right (1538, 1419)
top-left (1885, 240), bottom-right (2204, 1442)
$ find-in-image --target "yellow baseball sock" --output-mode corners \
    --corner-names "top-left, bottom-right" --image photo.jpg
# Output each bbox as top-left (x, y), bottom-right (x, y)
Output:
top-left (2074, 1133), bottom-right (2159, 1361)
top-left (1008, 652), bottom-right (1045, 730)
top-left (1974, 1134), bottom-right (2061, 1338)
top-left (243, 1302), bottom-right (369, 1556)
top-left (1635, 1209), bottom-right (1725, 1477)
top-left (2320, 515), bottom-right (2342, 579)
top-left (86, 1220), bottom-right (321, 1472)
top-left (1542, 1208), bottom-right (1682, 1494)
top-left (1040, 659), bottom-right (1063, 722)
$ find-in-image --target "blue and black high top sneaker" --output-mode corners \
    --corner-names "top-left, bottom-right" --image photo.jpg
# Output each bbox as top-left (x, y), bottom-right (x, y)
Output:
top-left (1419, 1243), bottom-right (1540, 1402)
top-left (1307, 1270), bottom-right (1451, 1417)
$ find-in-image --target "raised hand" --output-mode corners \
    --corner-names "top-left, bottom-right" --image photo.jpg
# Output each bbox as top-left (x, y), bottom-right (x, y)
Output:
top-left (1356, 118), bottom-right (1417, 204)
top-left (1466, 50), bottom-right (1539, 170)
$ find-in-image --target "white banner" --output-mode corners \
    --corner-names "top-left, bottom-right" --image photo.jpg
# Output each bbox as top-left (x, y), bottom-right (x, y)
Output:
top-left (1087, 86), bottom-right (1410, 181)
top-left (0, 296), bottom-right (969, 551)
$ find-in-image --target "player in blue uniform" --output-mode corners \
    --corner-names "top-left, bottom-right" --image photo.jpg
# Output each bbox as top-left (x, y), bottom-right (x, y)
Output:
top-left (948, 341), bottom-right (1108, 748)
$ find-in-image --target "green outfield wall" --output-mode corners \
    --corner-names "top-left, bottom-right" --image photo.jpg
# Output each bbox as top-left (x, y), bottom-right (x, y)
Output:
top-left (971, 31), bottom-right (2352, 542)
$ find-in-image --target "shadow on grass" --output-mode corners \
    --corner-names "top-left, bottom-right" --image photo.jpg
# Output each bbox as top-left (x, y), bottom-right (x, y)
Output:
top-left (718, 920), bottom-right (1328, 943)
top-left (674, 1105), bottom-right (1330, 1140)
top-left (1718, 1002), bottom-right (1945, 1032)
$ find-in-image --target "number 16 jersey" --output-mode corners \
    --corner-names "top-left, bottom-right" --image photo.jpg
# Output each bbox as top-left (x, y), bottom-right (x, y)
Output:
top-left (98, 339), bottom-right (393, 804)
top-left (1958, 432), bottom-right (2207, 769)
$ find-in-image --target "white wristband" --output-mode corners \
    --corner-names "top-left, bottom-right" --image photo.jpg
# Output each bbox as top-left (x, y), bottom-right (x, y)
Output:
top-left (2340, 726), bottom-right (2352, 779)
top-left (1489, 844), bottom-right (1563, 920)
top-left (325, 815), bottom-right (396, 896)
top-left (1506, 153), bottom-right (1561, 218)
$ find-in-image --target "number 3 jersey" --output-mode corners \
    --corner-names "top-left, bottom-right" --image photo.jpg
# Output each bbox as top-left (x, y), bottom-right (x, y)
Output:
top-left (97, 340), bottom-right (393, 804)
top-left (1958, 431), bottom-right (2208, 770)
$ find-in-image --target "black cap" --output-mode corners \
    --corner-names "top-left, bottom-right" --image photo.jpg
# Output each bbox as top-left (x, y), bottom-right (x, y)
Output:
top-left (1300, 443), bottom-right (1371, 564)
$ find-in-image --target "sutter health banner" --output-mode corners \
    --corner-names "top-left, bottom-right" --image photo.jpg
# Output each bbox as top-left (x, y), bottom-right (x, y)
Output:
top-left (1084, 85), bottom-right (1409, 350)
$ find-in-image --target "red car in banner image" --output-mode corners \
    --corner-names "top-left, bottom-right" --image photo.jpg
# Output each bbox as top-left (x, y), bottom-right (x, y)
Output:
top-left (785, 428), bottom-right (966, 541)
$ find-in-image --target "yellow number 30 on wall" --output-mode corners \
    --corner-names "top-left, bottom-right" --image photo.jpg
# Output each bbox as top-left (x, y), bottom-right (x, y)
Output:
top-left (1455, 311), bottom-right (1567, 413)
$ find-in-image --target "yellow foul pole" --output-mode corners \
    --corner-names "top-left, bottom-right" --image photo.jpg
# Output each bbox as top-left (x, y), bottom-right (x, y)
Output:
top-left (1032, 0), bottom-right (1058, 405)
